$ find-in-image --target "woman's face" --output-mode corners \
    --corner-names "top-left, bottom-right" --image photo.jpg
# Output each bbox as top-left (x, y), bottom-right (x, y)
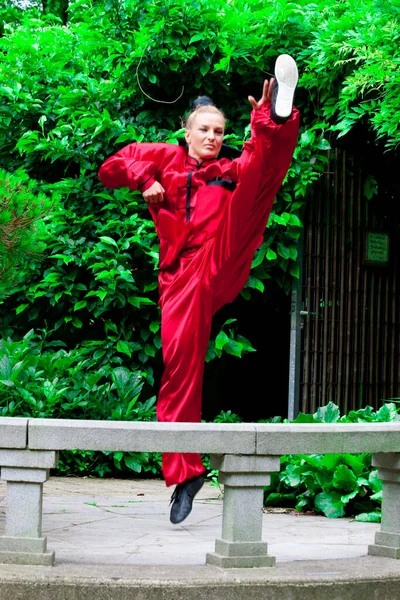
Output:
top-left (185, 112), bottom-right (225, 162)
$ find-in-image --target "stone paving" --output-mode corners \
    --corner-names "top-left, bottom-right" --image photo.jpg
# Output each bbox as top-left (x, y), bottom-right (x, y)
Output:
top-left (0, 477), bottom-right (381, 566)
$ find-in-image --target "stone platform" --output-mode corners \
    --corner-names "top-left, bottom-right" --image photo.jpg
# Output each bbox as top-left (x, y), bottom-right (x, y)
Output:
top-left (0, 477), bottom-right (399, 599)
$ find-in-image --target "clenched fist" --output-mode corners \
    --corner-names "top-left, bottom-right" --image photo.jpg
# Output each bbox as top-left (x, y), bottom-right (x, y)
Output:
top-left (142, 181), bottom-right (165, 204)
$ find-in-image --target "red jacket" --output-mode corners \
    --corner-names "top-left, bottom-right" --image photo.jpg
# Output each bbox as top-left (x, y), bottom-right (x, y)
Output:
top-left (98, 104), bottom-right (279, 269)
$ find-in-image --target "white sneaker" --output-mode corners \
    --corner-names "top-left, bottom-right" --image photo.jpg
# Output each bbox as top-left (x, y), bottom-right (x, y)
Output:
top-left (271, 54), bottom-right (298, 122)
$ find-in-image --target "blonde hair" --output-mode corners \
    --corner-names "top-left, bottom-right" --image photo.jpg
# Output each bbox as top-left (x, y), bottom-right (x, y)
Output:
top-left (182, 105), bottom-right (226, 130)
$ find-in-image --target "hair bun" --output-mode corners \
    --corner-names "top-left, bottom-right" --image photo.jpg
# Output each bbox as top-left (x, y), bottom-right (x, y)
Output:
top-left (191, 96), bottom-right (215, 110)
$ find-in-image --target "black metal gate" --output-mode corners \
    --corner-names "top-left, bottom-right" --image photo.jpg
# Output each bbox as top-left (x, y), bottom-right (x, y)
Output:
top-left (293, 149), bottom-right (400, 416)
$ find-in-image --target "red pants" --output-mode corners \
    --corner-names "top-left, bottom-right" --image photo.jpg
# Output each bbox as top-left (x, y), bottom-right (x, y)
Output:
top-left (156, 109), bottom-right (300, 486)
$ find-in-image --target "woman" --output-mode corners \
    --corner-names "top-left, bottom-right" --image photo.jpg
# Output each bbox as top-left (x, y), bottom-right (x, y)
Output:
top-left (98, 54), bottom-right (300, 524)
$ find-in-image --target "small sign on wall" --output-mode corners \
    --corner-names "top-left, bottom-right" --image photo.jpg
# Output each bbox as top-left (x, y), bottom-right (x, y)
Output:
top-left (365, 231), bottom-right (390, 266)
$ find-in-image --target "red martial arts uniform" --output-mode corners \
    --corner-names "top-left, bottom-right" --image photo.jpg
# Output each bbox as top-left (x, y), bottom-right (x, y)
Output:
top-left (98, 102), bottom-right (300, 487)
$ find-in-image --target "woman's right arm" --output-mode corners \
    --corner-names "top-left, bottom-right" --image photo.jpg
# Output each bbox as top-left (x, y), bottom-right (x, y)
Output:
top-left (98, 142), bottom-right (174, 194)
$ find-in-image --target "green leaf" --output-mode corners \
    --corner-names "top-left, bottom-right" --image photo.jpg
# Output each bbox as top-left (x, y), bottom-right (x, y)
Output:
top-left (124, 455), bottom-right (143, 473)
top-left (105, 320), bottom-right (118, 334)
top-left (74, 300), bottom-right (87, 311)
top-left (251, 244), bottom-right (267, 268)
top-left (315, 402), bottom-right (340, 423)
top-left (370, 490), bottom-right (382, 502)
top-left (320, 454), bottom-right (342, 470)
top-left (289, 264), bottom-right (300, 278)
top-left (15, 303), bottom-right (29, 314)
top-left (316, 138), bottom-right (331, 151)
top-left (343, 455), bottom-right (367, 477)
top-left (0, 380), bottom-right (14, 387)
top-left (300, 130), bottom-right (315, 146)
top-left (99, 236), bottom-right (118, 248)
top-left (277, 243), bottom-right (290, 260)
top-left (112, 367), bottom-right (131, 390)
top-left (265, 493), bottom-right (284, 506)
top-left (149, 321), bottom-right (160, 333)
top-left (117, 341), bottom-right (131, 357)
top-left (282, 464), bottom-right (302, 487)
top-left (332, 464), bottom-right (357, 493)
top-left (145, 344), bottom-right (156, 357)
top-left (224, 339), bottom-right (242, 357)
top-left (291, 413), bottom-right (317, 424)
top-left (247, 276), bottom-right (264, 293)
top-left (72, 317), bottom-right (82, 328)
top-left (236, 334), bottom-right (256, 353)
top-left (273, 215), bottom-right (287, 226)
top-left (215, 330), bottom-right (229, 351)
top-left (266, 248), bottom-right (277, 260)
top-left (368, 469), bottom-right (382, 493)
top-left (200, 61), bottom-right (210, 76)
top-left (223, 319), bottom-right (237, 326)
top-left (288, 214), bottom-right (302, 227)
top-left (279, 212), bottom-right (291, 225)
top-left (189, 33), bottom-right (204, 43)
top-left (128, 297), bottom-right (155, 308)
top-left (355, 512), bottom-right (381, 523)
top-left (144, 282), bottom-right (158, 292)
top-left (341, 489), bottom-right (359, 505)
top-left (376, 403), bottom-right (397, 422)
top-left (315, 491), bottom-right (345, 518)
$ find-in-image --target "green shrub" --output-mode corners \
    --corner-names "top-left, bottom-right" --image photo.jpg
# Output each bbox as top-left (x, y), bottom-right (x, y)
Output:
top-left (0, 328), bottom-right (160, 476)
top-left (262, 401), bottom-right (400, 521)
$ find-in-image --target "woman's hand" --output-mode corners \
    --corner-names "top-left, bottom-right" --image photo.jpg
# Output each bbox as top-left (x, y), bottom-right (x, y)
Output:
top-left (142, 181), bottom-right (165, 204)
top-left (248, 78), bottom-right (275, 111)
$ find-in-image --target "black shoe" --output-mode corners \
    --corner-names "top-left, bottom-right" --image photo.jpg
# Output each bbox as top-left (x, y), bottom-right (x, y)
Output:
top-left (169, 474), bottom-right (205, 524)
top-left (270, 54), bottom-right (298, 124)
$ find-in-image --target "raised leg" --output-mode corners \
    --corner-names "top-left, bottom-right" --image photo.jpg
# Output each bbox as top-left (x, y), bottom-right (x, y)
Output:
top-left (199, 106), bottom-right (300, 310)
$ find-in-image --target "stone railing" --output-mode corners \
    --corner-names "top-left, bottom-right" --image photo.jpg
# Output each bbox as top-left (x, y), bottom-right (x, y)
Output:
top-left (1, 417), bottom-right (400, 568)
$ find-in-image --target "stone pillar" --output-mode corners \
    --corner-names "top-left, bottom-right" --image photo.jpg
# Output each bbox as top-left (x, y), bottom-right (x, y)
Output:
top-left (368, 453), bottom-right (400, 559)
top-left (0, 450), bottom-right (58, 565)
top-left (206, 454), bottom-right (280, 568)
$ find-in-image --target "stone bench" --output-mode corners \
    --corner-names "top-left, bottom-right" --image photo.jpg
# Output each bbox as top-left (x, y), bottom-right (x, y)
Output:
top-left (1, 418), bottom-right (400, 568)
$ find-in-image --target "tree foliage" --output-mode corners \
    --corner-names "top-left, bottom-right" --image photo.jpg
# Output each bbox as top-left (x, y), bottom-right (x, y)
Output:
top-left (0, 169), bottom-right (56, 297)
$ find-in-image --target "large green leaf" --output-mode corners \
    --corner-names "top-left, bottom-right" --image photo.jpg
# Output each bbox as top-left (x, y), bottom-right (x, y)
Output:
top-left (355, 512), bottom-right (381, 523)
top-left (315, 402), bottom-right (340, 423)
top-left (332, 464), bottom-right (358, 493)
top-left (315, 491), bottom-right (345, 518)
top-left (368, 469), bottom-right (383, 494)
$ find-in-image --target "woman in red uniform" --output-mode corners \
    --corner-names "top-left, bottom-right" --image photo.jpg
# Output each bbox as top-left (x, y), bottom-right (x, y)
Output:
top-left (99, 54), bottom-right (300, 524)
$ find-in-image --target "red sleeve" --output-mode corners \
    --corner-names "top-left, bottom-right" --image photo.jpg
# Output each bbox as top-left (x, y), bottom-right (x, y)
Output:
top-left (98, 142), bottom-right (175, 191)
